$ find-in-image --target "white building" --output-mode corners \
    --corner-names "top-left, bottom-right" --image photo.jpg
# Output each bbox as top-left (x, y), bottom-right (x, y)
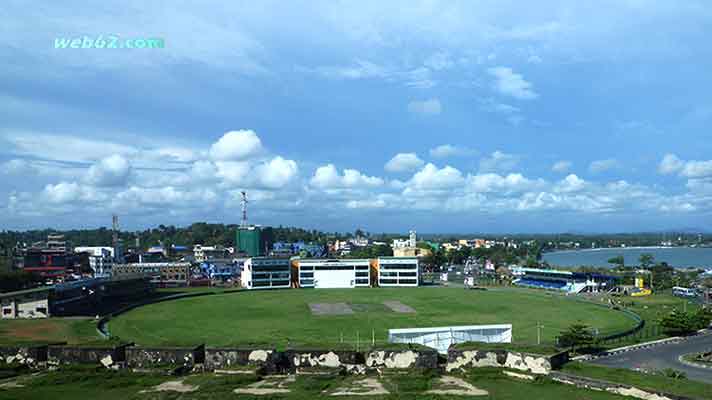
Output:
top-left (193, 245), bottom-right (229, 262)
top-left (241, 257), bottom-right (291, 290)
top-left (1, 287), bottom-right (51, 319)
top-left (392, 230), bottom-right (417, 249)
top-left (377, 257), bottom-right (419, 287)
top-left (75, 246), bottom-right (114, 277)
top-left (295, 258), bottom-right (371, 289)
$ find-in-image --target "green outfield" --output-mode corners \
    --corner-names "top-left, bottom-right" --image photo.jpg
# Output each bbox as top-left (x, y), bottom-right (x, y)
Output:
top-left (108, 287), bottom-right (638, 348)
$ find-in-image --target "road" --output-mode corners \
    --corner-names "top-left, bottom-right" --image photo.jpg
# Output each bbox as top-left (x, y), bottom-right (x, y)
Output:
top-left (590, 332), bottom-right (712, 383)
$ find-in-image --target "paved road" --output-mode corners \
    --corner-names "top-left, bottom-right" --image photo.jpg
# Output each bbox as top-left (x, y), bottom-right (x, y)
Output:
top-left (590, 333), bottom-right (712, 383)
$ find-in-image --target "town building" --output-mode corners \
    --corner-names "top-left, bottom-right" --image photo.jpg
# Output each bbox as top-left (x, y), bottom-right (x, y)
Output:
top-left (236, 225), bottom-right (274, 256)
top-left (376, 257), bottom-right (419, 287)
top-left (199, 258), bottom-right (245, 281)
top-left (240, 257), bottom-right (290, 289)
top-left (1, 287), bottom-right (51, 319)
top-left (292, 258), bottom-right (371, 289)
top-left (393, 247), bottom-right (431, 258)
top-left (193, 245), bottom-right (230, 262)
top-left (112, 262), bottom-right (191, 287)
top-left (74, 246), bottom-right (114, 277)
top-left (22, 235), bottom-right (76, 279)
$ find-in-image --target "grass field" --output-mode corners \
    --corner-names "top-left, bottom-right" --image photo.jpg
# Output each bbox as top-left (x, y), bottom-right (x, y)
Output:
top-left (0, 317), bottom-right (101, 346)
top-left (0, 365), bottom-right (632, 400)
top-left (108, 287), bottom-right (637, 348)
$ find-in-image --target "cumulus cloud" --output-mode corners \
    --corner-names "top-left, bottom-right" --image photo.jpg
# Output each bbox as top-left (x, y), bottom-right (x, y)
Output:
top-left (552, 160), bottom-right (572, 173)
top-left (429, 144), bottom-right (475, 158)
top-left (555, 174), bottom-right (586, 192)
top-left (589, 159), bottom-right (620, 173)
top-left (85, 154), bottom-right (131, 187)
top-left (658, 153), bottom-right (712, 178)
top-left (659, 153), bottom-right (683, 175)
top-left (408, 163), bottom-right (464, 189)
top-left (466, 173), bottom-right (542, 194)
top-left (254, 156), bottom-right (298, 189)
top-left (407, 98), bottom-right (442, 115)
top-left (42, 182), bottom-right (102, 204)
top-left (209, 130), bottom-right (263, 161)
top-left (487, 67), bottom-right (538, 100)
top-left (310, 164), bottom-right (383, 189)
top-left (384, 153), bottom-right (424, 172)
top-left (479, 151), bottom-right (520, 172)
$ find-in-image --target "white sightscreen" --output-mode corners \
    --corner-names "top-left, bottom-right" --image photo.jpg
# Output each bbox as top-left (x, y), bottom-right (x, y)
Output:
top-left (313, 269), bottom-right (355, 288)
top-left (388, 324), bottom-right (512, 354)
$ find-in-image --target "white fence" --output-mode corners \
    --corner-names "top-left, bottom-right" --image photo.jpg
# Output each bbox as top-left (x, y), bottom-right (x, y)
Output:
top-left (388, 324), bottom-right (513, 354)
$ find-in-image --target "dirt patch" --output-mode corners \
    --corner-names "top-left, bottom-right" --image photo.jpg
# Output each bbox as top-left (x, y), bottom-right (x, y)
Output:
top-left (140, 380), bottom-right (199, 393)
top-left (309, 303), bottom-right (354, 316)
top-left (330, 378), bottom-right (389, 396)
top-left (383, 301), bottom-right (416, 313)
top-left (426, 376), bottom-right (488, 396)
top-left (234, 375), bottom-right (294, 395)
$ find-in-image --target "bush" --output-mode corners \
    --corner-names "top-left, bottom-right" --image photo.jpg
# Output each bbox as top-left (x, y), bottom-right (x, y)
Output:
top-left (661, 368), bottom-right (687, 380)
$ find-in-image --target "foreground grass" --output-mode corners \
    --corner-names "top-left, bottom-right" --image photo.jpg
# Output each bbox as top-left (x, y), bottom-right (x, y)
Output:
top-left (562, 361), bottom-right (712, 400)
top-left (0, 318), bottom-right (103, 346)
top-left (0, 366), bottom-right (630, 400)
top-left (109, 287), bottom-right (636, 348)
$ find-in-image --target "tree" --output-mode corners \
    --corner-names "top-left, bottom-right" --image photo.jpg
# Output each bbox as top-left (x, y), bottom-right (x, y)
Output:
top-left (660, 309), bottom-right (712, 336)
top-left (608, 255), bottom-right (625, 269)
top-left (639, 253), bottom-right (655, 269)
top-left (557, 323), bottom-right (595, 351)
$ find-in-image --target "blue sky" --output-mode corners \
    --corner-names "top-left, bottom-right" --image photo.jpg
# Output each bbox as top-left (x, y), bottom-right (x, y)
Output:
top-left (1, 1), bottom-right (712, 233)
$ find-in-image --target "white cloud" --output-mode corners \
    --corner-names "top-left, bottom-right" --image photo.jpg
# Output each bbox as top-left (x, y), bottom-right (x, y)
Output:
top-left (552, 160), bottom-right (572, 173)
top-left (209, 130), bottom-right (263, 161)
top-left (589, 159), bottom-right (620, 173)
top-left (1, 159), bottom-right (31, 175)
top-left (408, 163), bottom-right (464, 189)
top-left (487, 66), bottom-right (538, 100)
top-left (310, 164), bottom-right (383, 189)
top-left (658, 154), bottom-right (712, 179)
top-left (466, 173), bottom-right (542, 193)
top-left (681, 160), bottom-right (712, 178)
top-left (407, 98), bottom-right (442, 115)
top-left (429, 144), bottom-right (475, 158)
top-left (42, 182), bottom-right (102, 204)
top-left (527, 55), bottom-right (543, 64)
top-left (189, 160), bottom-right (219, 182)
top-left (254, 156), bottom-right (298, 189)
top-left (424, 52), bottom-right (454, 71)
top-left (384, 153), bottom-right (424, 172)
top-left (5, 133), bottom-right (138, 163)
top-left (658, 153), bottom-right (684, 175)
top-left (317, 60), bottom-right (390, 80)
top-left (85, 154), bottom-right (132, 187)
top-left (479, 151), bottom-right (520, 172)
top-left (215, 161), bottom-right (252, 185)
top-left (555, 174), bottom-right (586, 192)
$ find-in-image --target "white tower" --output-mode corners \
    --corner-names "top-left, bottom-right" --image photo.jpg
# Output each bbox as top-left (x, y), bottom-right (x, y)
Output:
top-left (409, 230), bottom-right (416, 248)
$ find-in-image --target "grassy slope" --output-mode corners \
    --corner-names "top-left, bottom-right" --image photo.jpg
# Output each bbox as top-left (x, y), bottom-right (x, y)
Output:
top-left (108, 287), bottom-right (636, 347)
top-left (0, 366), bottom-right (630, 400)
top-left (562, 362), bottom-right (712, 400)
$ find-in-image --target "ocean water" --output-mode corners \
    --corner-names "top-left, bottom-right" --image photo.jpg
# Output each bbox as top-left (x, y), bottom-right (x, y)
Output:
top-left (542, 247), bottom-right (712, 268)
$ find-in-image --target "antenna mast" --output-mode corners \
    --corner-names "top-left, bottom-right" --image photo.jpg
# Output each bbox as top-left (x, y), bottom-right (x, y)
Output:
top-left (240, 191), bottom-right (249, 228)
